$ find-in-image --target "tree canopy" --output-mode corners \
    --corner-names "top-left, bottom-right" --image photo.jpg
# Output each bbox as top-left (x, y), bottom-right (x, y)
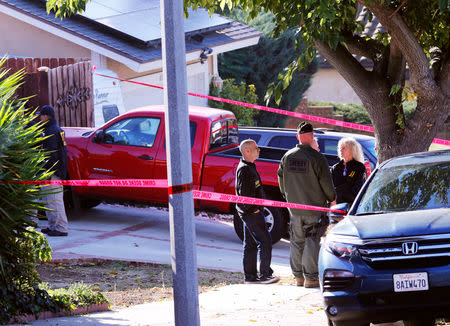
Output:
top-left (47, 0), bottom-right (450, 162)
top-left (217, 9), bottom-right (317, 127)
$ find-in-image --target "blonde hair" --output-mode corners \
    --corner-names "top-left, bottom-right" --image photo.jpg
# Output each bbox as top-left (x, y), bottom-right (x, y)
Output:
top-left (338, 137), bottom-right (364, 163)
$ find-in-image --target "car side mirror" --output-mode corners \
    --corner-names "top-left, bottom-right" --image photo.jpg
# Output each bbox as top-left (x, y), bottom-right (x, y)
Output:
top-left (328, 202), bottom-right (349, 225)
top-left (93, 130), bottom-right (106, 143)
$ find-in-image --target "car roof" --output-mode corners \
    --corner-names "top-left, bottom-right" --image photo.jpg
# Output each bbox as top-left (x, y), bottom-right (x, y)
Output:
top-left (380, 149), bottom-right (450, 169)
top-left (238, 126), bottom-right (375, 141)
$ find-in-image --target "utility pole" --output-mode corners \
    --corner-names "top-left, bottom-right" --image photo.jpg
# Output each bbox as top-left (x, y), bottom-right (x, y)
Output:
top-left (160, 0), bottom-right (200, 325)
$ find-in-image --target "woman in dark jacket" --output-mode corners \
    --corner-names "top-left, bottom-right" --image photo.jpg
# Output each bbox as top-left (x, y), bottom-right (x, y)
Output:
top-left (331, 137), bottom-right (367, 206)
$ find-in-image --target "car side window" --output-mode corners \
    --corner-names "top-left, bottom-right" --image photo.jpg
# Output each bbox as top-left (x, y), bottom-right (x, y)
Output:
top-left (322, 139), bottom-right (339, 156)
top-left (238, 133), bottom-right (261, 144)
top-left (103, 117), bottom-right (161, 147)
top-left (268, 135), bottom-right (298, 149)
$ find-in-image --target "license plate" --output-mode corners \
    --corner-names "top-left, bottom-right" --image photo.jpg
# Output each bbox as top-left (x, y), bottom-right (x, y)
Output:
top-left (393, 272), bottom-right (429, 292)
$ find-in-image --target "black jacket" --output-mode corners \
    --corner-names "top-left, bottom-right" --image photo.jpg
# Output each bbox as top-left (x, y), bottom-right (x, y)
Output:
top-left (331, 159), bottom-right (366, 205)
top-left (235, 159), bottom-right (265, 217)
top-left (41, 118), bottom-right (68, 179)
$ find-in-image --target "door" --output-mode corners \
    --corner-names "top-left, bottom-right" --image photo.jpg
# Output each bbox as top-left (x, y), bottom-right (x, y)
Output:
top-left (85, 116), bottom-right (162, 201)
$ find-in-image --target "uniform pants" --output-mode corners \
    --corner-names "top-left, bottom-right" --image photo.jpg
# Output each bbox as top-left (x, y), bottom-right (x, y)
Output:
top-left (43, 175), bottom-right (68, 232)
top-left (241, 211), bottom-right (273, 281)
top-left (289, 215), bottom-right (321, 281)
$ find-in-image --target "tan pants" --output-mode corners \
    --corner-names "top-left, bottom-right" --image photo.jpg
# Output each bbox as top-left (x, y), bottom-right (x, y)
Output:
top-left (289, 215), bottom-right (321, 281)
top-left (42, 175), bottom-right (68, 232)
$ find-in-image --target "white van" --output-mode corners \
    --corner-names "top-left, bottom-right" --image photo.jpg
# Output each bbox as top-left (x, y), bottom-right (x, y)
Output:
top-left (92, 68), bottom-right (126, 127)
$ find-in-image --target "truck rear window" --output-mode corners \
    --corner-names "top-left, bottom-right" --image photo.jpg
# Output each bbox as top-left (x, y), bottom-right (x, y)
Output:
top-left (210, 118), bottom-right (238, 149)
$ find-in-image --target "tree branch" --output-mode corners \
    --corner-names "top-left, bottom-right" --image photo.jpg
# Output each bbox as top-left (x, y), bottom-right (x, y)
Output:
top-left (342, 32), bottom-right (385, 61)
top-left (360, 1), bottom-right (437, 97)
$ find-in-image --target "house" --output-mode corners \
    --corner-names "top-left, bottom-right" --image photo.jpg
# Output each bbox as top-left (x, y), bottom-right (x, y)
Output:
top-left (305, 7), bottom-right (395, 104)
top-left (0, 0), bottom-right (260, 126)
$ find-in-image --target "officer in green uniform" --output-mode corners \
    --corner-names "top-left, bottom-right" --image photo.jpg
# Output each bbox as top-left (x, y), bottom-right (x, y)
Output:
top-left (278, 122), bottom-right (336, 288)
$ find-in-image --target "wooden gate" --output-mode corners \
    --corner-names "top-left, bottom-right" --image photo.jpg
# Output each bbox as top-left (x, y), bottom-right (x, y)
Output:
top-left (4, 57), bottom-right (93, 127)
top-left (47, 61), bottom-right (93, 127)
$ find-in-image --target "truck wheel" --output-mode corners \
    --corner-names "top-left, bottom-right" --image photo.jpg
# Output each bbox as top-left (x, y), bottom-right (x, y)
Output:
top-left (233, 206), bottom-right (285, 244)
top-left (64, 186), bottom-right (101, 211)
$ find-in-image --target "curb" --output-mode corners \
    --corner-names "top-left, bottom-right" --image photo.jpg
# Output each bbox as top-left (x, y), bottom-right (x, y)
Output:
top-left (9, 302), bottom-right (110, 324)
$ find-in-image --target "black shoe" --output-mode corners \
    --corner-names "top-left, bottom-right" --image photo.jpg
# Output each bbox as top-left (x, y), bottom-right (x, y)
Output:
top-left (259, 275), bottom-right (280, 284)
top-left (244, 277), bottom-right (260, 284)
top-left (41, 228), bottom-right (51, 234)
top-left (47, 230), bottom-right (68, 237)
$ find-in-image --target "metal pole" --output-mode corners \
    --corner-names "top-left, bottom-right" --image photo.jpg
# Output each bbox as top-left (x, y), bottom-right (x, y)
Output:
top-left (160, 0), bottom-right (200, 325)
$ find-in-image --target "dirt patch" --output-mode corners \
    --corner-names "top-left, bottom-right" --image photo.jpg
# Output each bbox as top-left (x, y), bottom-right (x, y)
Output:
top-left (36, 261), bottom-right (295, 310)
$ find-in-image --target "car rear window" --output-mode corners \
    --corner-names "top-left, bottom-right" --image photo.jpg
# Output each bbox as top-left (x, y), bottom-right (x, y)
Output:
top-left (239, 133), bottom-right (261, 144)
top-left (356, 162), bottom-right (450, 214)
top-left (268, 135), bottom-right (298, 149)
top-left (210, 118), bottom-right (239, 149)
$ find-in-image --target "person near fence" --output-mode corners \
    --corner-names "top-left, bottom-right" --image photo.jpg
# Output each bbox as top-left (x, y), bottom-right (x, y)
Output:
top-left (278, 122), bottom-right (336, 288)
top-left (235, 139), bottom-right (279, 284)
top-left (38, 105), bottom-right (69, 236)
top-left (330, 137), bottom-right (366, 206)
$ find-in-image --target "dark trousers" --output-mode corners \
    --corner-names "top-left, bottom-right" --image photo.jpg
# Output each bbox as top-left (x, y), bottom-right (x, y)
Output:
top-left (241, 211), bottom-right (273, 281)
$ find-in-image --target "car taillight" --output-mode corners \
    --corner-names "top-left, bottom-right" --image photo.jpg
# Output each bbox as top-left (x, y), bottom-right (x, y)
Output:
top-left (364, 161), bottom-right (371, 176)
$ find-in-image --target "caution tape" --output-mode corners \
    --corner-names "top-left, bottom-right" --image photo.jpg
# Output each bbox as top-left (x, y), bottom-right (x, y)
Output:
top-left (94, 71), bottom-right (450, 146)
top-left (193, 190), bottom-right (346, 214)
top-left (3, 179), bottom-right (346, 214)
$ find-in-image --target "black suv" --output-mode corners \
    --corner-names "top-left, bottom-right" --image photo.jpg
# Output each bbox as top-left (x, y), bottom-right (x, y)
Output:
top-left (238, 126), bottom-right (377, 171)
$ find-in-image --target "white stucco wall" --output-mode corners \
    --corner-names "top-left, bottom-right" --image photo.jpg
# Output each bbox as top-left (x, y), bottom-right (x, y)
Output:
top-left (305, 69), bottom-right (362, 104)
top-left (0, 12), bottom-right (90, 59)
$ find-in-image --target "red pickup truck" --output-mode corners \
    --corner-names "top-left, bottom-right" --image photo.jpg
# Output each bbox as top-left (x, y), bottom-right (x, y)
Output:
top-left (64, 105), bottom-right (289, 243)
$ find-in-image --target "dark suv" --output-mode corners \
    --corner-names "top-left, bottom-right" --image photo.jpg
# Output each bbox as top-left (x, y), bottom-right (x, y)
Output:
top-left (238, 126), bottom-right (377, 171)
top-left (319, 150), bottom-right (450, 326)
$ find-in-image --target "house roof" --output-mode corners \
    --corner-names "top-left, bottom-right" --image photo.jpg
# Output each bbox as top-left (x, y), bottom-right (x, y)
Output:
top-left (319, 6), bottom-right (386, 70)
top-left (0, 0), bottom-right (261, 72)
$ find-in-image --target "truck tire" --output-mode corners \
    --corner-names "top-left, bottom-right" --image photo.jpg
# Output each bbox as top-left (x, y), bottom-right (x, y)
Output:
top-left (64, 186), bottom-right (101, 211)
top-left (233, 206), bottom-right (285, 244)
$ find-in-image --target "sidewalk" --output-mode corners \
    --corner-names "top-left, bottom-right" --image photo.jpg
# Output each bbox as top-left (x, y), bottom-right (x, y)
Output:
top-left (24, 283), bottom-right (327, 325)
top-left (11, 205), bottom-right (328, 325)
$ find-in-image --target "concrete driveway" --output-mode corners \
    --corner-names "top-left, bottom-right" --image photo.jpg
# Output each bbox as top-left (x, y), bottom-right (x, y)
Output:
top-left (38, 203), bottom-right (292, 276)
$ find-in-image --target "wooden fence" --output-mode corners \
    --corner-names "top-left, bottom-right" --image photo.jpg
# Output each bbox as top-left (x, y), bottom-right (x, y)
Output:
top-left (3, 57), bottom-right (93, 127)
top-left (48, 61), bottom-right (93, 127)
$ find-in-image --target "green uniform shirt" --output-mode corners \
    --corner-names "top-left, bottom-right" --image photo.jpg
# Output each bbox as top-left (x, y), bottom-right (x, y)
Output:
top-left (278, 144), bottom-right (336, 217)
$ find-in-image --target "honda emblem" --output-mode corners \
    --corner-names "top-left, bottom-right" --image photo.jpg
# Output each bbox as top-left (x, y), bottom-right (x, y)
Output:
top-left (402, 242), bottom-right (418, 255)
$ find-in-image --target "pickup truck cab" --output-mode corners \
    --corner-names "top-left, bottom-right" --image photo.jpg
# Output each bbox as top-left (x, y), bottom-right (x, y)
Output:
top-left (64, 105), bottom-right (290, 243)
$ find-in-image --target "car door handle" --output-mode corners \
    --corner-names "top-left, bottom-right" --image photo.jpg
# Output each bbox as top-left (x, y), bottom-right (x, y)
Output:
top-left (138, 155), bottom-right (153, 160)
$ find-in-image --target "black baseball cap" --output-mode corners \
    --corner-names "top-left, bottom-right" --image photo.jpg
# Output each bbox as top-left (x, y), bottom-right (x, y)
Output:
top-left (297, 122), bottom-right (313, 134)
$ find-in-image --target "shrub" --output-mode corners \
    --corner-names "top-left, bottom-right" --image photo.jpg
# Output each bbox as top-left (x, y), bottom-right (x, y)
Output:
top-left (209, 79), bottom-right (259, 126)
top-left (309, 100), bottom-right (418, 127)
top-left (0, 57), bottom-right (108, 324)
top-left (0, 56), bottom-right (56, 323)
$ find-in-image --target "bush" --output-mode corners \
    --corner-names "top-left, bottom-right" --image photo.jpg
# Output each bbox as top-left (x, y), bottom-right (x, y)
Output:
top-left (0, 57), bottom-right (57, 324)
top-left (209, 79), bottom-right (259, 126)
top-left (0, 57), bottom-right (108, 324)
top-left (309, 100), bottom-right (418, 127)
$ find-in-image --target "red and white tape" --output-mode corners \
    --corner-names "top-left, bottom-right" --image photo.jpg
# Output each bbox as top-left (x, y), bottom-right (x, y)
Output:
top-left (3, 179), bottom-right (346, 214)
top-left (94, 71), bottom-right (450, 146)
